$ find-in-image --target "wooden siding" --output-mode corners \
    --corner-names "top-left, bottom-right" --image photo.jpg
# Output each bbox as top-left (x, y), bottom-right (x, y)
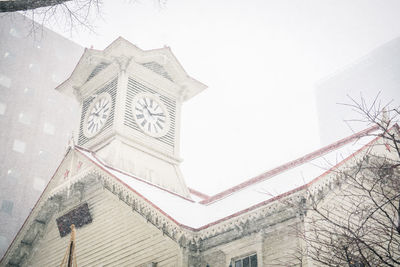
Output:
top-left (262, 221), bottom-right (303, 266)
top-left (26, 189), bottom-right (180, 267)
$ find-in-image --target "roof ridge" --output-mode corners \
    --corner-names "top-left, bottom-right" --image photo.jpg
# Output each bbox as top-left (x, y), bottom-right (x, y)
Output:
top-left (200, 125), bottom-right (379, 205)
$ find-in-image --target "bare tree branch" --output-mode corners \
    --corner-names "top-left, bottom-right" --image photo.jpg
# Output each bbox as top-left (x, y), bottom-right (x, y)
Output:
top-left (282, 95), bottom-right (400, 266)
top-left (0, 0), bottom-right (70, 12)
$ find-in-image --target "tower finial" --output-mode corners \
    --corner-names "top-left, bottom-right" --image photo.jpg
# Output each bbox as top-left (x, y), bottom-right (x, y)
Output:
top-left (67, 132), bottom-right (76, 150)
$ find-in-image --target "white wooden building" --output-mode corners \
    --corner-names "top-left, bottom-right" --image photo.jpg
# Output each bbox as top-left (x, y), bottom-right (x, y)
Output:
top-left (1, 38), bottom-right (397, 267)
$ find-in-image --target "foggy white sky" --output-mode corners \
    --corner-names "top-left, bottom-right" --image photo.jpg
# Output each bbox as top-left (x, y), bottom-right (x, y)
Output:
top-left (49, 0), bottom-right (400, 195)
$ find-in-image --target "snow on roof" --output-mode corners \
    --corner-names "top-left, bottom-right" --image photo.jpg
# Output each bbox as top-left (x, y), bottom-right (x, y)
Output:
top-left (76, 126), bottom-right (379, 229)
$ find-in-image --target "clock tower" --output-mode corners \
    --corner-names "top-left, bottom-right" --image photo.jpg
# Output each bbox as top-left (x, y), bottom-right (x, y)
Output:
top-left (57, 37), bottom-right (206, 198)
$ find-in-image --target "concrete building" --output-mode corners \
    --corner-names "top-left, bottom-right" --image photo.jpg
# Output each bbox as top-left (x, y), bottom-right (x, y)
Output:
top-left (315, 37), bottom-right (400, 145)
top-left (1, 38), bottom-right (398, 266)
top-left (0, 13), bottom-right (83, 258)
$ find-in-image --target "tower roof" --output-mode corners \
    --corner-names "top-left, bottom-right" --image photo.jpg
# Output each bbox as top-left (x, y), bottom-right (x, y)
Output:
top-left (56, 37), bottom-right (207, 101)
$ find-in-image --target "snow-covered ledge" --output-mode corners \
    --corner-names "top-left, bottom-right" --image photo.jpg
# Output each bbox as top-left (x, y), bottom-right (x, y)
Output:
top-left (48, 166), bottom-right (96, 198)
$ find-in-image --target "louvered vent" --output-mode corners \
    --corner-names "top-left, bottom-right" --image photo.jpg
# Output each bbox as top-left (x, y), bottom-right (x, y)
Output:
top-left (125, 78), bottom-right (176, 147)
top-left (78, 78), bottom-right (117, 145)
top-left (141, 62), bottom-right (173, 82)
top-left (86, 62), bottom-right (110, 82)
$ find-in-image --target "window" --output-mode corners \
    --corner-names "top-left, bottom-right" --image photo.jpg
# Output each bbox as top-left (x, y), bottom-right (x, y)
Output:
top-left (232, 254), bottom-right (257, 267)
top-left (28, 63), bottom-right (41, 74)
top-left (33, 177), bottom-right (46, 191)
top-left (18, 112), bottom-right (31, 125)
top-left (3, 51), bottom-right (15, 61)
top-left (13, 139), bottom-right (26, 153)
top-left (5, 169), bottom-right (18, 187)
top-left (0, 235), bottom-right (7, 251)
top-left (0, 200), bottom-right (14, 215)
top-left (24, 87), bottom-right (35, 96)
top-left (9, 28), bottom-right (21, 38)
top-left (43, 122), bottom-right (55, 135)
top-left (51, 73), bottom-right (63, 83)
top-left (38, 149), bottom-right (51, 159)
top-left (0, 74), bottom-right (11, 88)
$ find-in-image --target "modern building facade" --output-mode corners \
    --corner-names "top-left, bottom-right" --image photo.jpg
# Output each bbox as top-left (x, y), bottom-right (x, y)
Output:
top-left (0, 13), bottom-right (83, 258)
top-left (315, 37), bottom-right (400, 145)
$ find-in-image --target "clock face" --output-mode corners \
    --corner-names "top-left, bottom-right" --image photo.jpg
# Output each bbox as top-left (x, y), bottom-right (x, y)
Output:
top-left (83, 93), bottom-right (112, 138)
top-left (132, 94), bottom-right (170, 137)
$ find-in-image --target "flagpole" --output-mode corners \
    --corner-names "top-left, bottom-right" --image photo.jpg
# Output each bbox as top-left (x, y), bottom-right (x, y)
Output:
top-left (60, 224), bottom-right (77, 267)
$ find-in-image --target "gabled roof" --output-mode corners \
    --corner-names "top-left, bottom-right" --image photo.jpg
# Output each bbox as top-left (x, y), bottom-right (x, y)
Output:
top-left (56, 37), bottom-right (207, 101)
top-left (71, 125), bottom-right (383, 229)
top-left (1, 124), bottom-right (392, 265)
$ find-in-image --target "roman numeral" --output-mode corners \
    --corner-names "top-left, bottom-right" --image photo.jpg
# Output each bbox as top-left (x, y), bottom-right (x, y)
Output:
top-left (156, 121), bottom-right (163, 130)
top-left (136, 114), bottom-right (144, 119)
top-left (141, 120), bottom-right (147, 127)
top-left (88, 122), bottom-right (94, 131)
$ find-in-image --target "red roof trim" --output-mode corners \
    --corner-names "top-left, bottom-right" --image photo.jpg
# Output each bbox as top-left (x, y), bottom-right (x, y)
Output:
top-left (305, 124), bottom-right (395, 187)
top-left (192, 126), bottom-right (384, 231)
top-left (188, 188), bottom-right (210, 200)
top-left (200, 125), bottom-right (379, 205)
top-left (194, 184), bottom-right (309, 231)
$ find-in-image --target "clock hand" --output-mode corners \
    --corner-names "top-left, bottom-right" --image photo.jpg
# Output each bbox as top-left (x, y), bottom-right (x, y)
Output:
top-left (141, 105), bottom-right (154, 120)
top-left (150, 113), bottom-right (165, 117)
top-left (142, 104), bottom-right (150, 113)
top-left (141, 101), bottom-right (148, 109)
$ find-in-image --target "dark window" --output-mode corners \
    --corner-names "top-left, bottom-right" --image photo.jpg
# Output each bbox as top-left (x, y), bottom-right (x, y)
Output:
top-left (56, 203), bottom-right (92, 237)
top-left (233, 254), bottom-right (257, 267)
